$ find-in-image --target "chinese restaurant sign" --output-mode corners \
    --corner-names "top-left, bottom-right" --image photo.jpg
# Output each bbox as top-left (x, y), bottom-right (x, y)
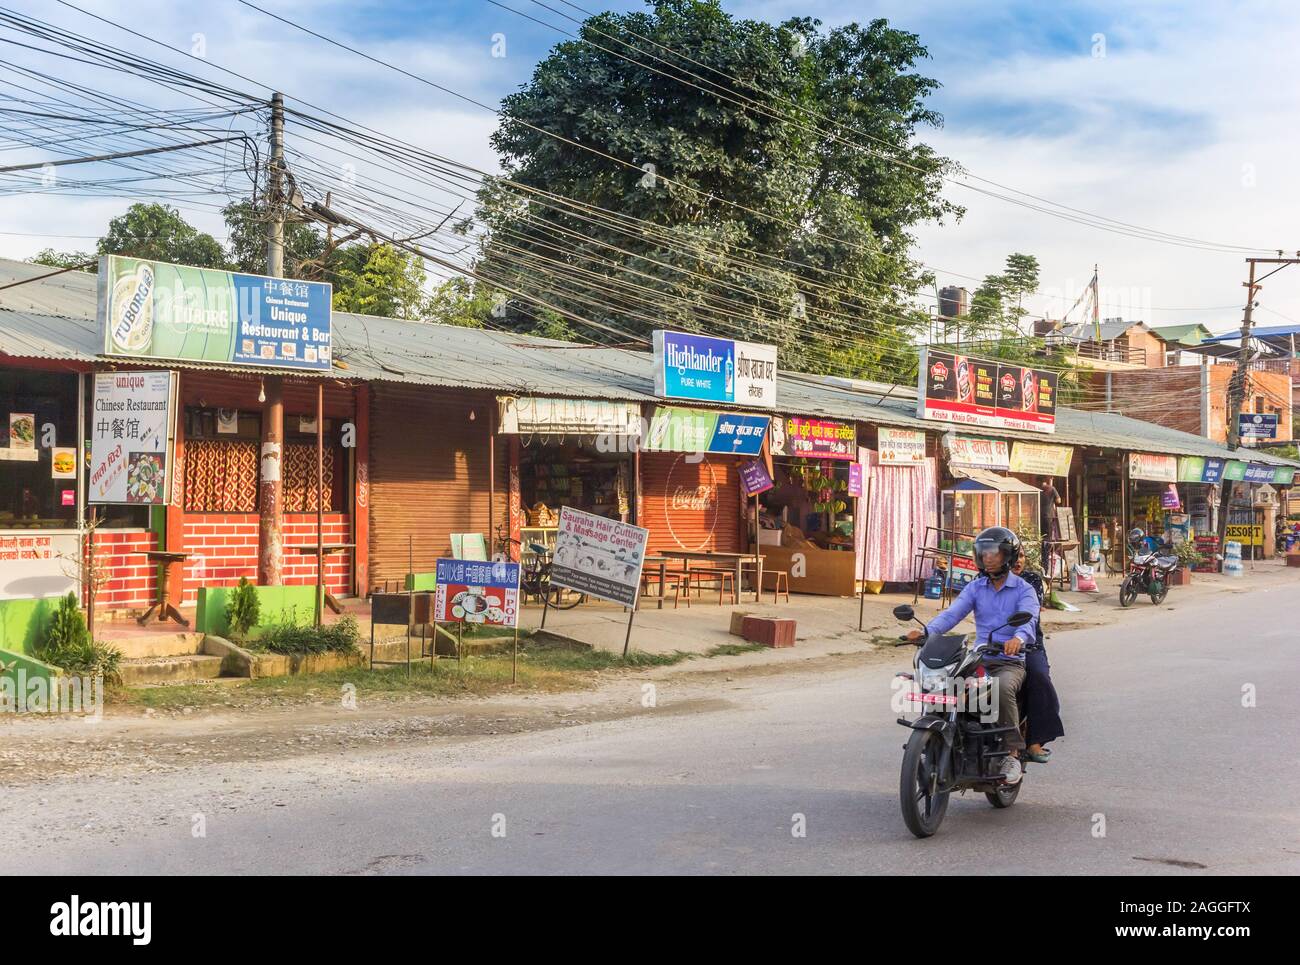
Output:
top-left (434, 558), bottom-right (520, 626)
top-left (876, 427), bottom-right (926, 466)
top-left (770, 417), bottom-right (856, 460)
top-left (917, 348), bottom-right (1057, 434)
top-left (549, 507), bottom-right (649, 608)
top-left (89, 371), bottom-right (174, 505)
top-left (642, 406), bottom-right (767, 455)
top-left (946, 435), bottom-right (1010, 470)
top-left (99, 255), bottom-right (332, 371)
top-left (652, 330), bottom-right (777, 408)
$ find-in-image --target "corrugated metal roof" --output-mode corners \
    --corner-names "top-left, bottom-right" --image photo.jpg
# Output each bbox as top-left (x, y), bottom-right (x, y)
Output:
top-left (0, 258), bottom-right (1295, 468)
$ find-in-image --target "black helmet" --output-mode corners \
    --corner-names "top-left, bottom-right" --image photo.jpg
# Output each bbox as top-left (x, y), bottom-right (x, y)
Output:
top-left (973, 526), bottom-right (1020, 578)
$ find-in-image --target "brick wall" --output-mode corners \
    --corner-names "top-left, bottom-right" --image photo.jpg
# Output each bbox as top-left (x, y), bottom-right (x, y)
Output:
top-left (179, 512), bottom-right (351, 604)
top-left (91, 529), bottom-right (159, 610)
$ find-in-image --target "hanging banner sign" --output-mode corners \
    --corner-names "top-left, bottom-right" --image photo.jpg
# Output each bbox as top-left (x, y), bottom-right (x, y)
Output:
top-left (89, 371), bottom-right (174, 504)
top-left (1244, 462), bottom-right (1278, 484)
top-left (739, 459), bottom-right (774, 496)
top-left (99, 255), bottom-right (332, 371)
top-left (1223, 460), bottom-right (1247, 481)
top-left (1272, 466), bottom-right (1296, 485)
top-left (550, 507), bottom-right (649, 608)
top-left (1178, 457), bottom-right (1205, 483)
top-left (946, 435), bottom-right (1010, 470)
top-left (1238, 413), bottom-right (1279, 439)
top-left (1128, 452), bottom-right (1177, 483)
top-left (1009, 442), bottom-right (1073, 477)
top-left (916, 348), bottom-right (1057, 434)
top-left (642, 406), bottom-right (766, 455)
top-left (1161, 484), bottom-right (1182, 509)
top-left (652, 330), bottom-right (777, 408)
top-left (847, 462), bottom-right (864, 497)
top-left (1202, 458), bottom-right (1226, 484)
top-left (497, 397), bottom-right (642, 436)
top-left (434, 558), bottom-right (520, 626)
top-left (770, 416), bottom-right (855, 460)
top-left (877, 427), bottom-right (926, 466)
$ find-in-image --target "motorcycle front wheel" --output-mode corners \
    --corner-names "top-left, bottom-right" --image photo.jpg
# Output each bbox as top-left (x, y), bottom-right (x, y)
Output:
top-left (900, 728), bottom-right (950, 838)
top-left (1150, 579), bottom-right (1169, 605)
top-left (1119, 575), bottom-right (1139, 607)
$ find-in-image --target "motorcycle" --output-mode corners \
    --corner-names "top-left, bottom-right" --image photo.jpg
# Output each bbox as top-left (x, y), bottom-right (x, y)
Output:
top-left (1119, 539), bottom-right (1178, 607)
top-left (891, 603), bottom-right (1036, 838)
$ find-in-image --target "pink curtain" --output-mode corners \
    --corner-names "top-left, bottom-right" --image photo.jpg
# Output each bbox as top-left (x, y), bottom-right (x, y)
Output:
top-left (855, 447), bottom-right (938, 583)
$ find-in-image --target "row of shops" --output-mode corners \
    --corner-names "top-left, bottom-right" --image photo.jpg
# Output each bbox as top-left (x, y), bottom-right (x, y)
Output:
top-left (1, 255), bottom-right (1297, 651)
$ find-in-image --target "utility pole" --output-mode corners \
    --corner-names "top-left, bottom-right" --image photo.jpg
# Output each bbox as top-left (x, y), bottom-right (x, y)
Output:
top-left (258, 92), bottom-right (286, 586)
top-left (1215, 254), bottom-right (1300, 566)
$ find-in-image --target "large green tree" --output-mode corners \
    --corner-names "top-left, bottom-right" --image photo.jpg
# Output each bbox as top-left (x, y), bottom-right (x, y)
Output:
top-left (474, 0), bottom-right (960, 379)
top-left (98, 202), bottom-right (227, 268)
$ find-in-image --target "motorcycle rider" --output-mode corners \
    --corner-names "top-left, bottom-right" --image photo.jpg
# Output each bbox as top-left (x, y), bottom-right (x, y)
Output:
top-left (906, 526), bottom-right (1039, 785)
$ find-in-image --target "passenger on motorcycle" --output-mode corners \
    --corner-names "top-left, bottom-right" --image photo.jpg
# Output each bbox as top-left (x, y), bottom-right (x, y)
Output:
top-left (906, 526), bottom-right (1039, 784)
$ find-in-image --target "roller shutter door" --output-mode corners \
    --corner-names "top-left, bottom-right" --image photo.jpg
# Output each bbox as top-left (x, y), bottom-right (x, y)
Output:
top-left (639, 451), bottom-right (744, 554)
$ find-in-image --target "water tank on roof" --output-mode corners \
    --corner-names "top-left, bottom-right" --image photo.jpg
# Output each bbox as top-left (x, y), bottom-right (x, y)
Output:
top-left (939, 286), bottom-right (969, 319)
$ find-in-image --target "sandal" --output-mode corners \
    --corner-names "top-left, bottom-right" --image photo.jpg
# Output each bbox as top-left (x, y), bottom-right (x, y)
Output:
top-left (1023, 748), bottom-right (1052, 763)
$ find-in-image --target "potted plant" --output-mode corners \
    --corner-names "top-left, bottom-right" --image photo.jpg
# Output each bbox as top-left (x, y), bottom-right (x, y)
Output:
top-left (1168, 541), bottom-right (1201, 585)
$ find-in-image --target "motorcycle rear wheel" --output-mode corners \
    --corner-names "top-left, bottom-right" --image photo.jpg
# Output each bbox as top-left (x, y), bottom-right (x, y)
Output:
top-left (1119, 575), bottom-right (1139, 607)
top-left (900, 728), bottom-right (950, 838)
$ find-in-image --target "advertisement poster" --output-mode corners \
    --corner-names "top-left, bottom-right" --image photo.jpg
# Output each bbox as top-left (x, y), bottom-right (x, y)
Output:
top-left (89, 371), bottom-right (173, 505)
top-left (946, 435), bottom-right (1010, 470)
top-left (739, 459), bottom-right (774, 496)
top-left (877, 427), bottom-right (926, 466)
top-left (1128, 452), bottom-right (1178, 483)
top-left (1009, 442), bottom-right (1074, 477)
top-left (0, 533), bottom-right (80, 600)
top-left (652, 330), bottom-right (777, 408)
top-left (847, 462), bottom-right (864, 497)
top-left (916, 348), bottom-right (1057, 433)
top-left (643, 406), bottom-right (767, 455)
top-left (771, 417), bottom-right (855, 460)
top-left (50, 447), bottom-right (77, 479)
top-left (550, 507), bottom-right (649, 608)
top-left (434, 558), bottom-right (520, 626)
top-left (99, 255), bottom-right (332, 371)
top-left (8, 412), bottom-right (35, 450)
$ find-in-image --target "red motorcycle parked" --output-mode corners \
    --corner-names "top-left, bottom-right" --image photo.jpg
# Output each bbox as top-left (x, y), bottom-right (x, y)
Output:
top-left (1119, 527), bottom-right (1178, 607)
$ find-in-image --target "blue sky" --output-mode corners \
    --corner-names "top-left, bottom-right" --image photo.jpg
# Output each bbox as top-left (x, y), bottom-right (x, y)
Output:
top-left (3, 0), bottom-right (1299, 331)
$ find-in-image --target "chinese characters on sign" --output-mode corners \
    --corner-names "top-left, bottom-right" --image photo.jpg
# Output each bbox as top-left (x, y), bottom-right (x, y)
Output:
top-left (917, 348), bottom-right (1057, 434)
top-left (549, 507), bottom-right (649, 608)
top-left (89, 371), bottom-right (173, 504)
top-left (434, 558), bottom-right (521, 626)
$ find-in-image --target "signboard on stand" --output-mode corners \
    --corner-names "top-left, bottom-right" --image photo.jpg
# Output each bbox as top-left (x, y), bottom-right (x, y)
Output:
top-left (917, 348), bottom-right (1057, 434)
top-left (550, 507), bottom-right (649, 608)
top-left (739, 459), bottom-right (774, 496)
top-left (434, 558), bottom-right (520, 626)
top-left (88, 371), bottom-right (175, 504)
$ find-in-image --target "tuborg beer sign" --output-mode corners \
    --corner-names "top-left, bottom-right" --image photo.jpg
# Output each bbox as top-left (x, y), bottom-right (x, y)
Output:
top-left (99, 255), bottom-right (333, 371)
top-left (917, 348), bottom-right (1057, 434)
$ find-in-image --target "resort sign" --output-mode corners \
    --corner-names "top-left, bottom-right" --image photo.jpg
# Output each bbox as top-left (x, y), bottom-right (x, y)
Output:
top-left (653, 330), bottom-right (777, 408)
top-left (99, 255), bottom-right (332, 371)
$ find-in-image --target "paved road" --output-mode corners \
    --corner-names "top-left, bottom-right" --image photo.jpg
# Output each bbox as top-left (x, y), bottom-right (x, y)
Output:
top-left (6, 581), bottom-right (1298, 875)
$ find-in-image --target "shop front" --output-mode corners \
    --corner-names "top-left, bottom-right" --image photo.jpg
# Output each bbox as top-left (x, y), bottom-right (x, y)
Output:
top-left (638, 405), bottom-right (765, 555)
top-left (855, 426), bottom-right (938, 594)
top-left (759, 414), bottom-right (861, 595)
top-left (497, 396), bottom-right (640, 564)
top-left (1126, 452), bottom-right (1181, 550)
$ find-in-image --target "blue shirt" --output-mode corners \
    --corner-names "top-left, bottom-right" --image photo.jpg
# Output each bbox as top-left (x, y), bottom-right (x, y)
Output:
top-left (923, 572), bottom-right (1040, 661)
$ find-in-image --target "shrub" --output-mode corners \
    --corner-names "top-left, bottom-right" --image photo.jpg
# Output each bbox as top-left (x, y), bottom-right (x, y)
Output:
top-left (35, 593), bottom-right (123, 685)
top-left (225, 577), bottom-right (261, 640)
top-left (1173, 540), bottom-right (1203, 569)
top-left (259, 615), bottom-right (361, 656)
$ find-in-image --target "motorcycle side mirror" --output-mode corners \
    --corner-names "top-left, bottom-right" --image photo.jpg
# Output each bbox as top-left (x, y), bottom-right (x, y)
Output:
top-left (1008, 611), bottom-right (1033, 628)
top-left (892, 605), bottom-right (915, 622)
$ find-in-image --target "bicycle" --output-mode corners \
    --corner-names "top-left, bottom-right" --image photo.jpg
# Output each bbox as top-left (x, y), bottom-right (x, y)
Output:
top-left (494, 526), bottom-right (585, 609)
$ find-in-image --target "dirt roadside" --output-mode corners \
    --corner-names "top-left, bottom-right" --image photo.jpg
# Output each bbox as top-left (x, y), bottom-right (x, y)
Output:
top-left (1, 560), bottom-right (1290, 786)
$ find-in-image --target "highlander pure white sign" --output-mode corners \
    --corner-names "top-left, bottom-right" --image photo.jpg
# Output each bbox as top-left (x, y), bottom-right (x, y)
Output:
top-left (89, 371), bottom-right (174, 504)
top-left (549, 506), bottom-right (649, 608)
top-left (653, 330), bottom-right (778, 408)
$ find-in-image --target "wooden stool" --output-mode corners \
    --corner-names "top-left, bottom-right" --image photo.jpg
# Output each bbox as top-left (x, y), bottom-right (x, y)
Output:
top-left (691, 568), bottom-right (735, 605)
top-left (763, 570), bottom-right (790, 604)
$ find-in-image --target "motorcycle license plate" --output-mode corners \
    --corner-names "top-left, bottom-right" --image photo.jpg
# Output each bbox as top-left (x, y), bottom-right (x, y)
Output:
top-left (906, 691), bottom-right (958, 706)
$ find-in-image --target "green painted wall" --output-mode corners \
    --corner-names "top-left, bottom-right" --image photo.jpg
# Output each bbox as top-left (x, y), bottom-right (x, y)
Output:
top-left (404, 573), bottom-right (438, 591)
top-left (195, 585), bottom-right (319, 636)
top-left (0, 597), bottom-right (61, 654)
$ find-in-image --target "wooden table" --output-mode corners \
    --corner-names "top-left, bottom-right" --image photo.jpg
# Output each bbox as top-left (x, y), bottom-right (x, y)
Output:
top-left (657, 550), bottom-right (764, 605)
top-left (641, 555), bottom-right (670, 609)
top-left (139, 550), bottom-right (189, 627)
top-left (292, 543), bottom-right (355, 614)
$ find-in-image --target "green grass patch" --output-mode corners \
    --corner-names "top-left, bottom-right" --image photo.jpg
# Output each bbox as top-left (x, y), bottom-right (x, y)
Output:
top-left (703, 642), bottom-right (768, 657)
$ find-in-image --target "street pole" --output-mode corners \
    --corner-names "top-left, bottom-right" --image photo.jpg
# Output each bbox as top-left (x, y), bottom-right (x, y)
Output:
top-left (258, 92), bottom-right (286, 586)
top-left (1215, 256), bottom-right (1300, 567)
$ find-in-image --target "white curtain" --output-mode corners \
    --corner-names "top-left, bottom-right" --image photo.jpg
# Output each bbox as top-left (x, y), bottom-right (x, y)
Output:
top-left (855, 446), bottom-right (938, 583)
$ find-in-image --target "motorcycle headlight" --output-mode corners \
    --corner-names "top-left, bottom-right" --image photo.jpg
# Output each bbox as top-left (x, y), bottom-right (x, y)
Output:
top-left (920, 665), bottom-right (951, 692)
